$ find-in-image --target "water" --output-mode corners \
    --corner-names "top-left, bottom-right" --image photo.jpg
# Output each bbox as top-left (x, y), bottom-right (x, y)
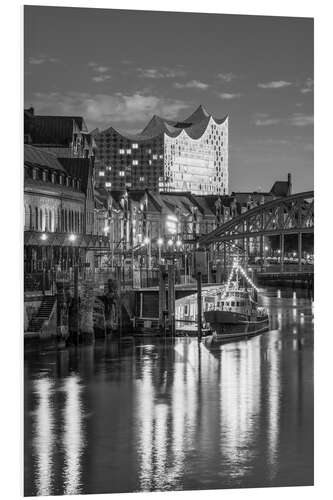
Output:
top-left (24, 287), bottom-right (313, 495)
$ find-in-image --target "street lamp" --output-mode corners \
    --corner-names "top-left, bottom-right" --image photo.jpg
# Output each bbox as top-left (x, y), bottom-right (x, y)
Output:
top-left (157, 237), bottom-right (163, 263)
top-left (264, 245), bottom-right (269, 269)
top-left (40, 233), bottom-right (48, 241)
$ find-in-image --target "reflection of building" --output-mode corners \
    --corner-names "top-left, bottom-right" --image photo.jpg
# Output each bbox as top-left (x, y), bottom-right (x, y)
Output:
top-left (93, 105), bottom-right (229, 195)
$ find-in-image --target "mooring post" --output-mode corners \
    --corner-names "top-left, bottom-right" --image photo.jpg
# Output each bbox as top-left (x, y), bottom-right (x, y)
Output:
top-left (73, 264), bottom-right (80, 345)
top-left (159, 264), bottom-right (166, 332)
top-left (197, 271), bottom-right (202, 342)
top-left (168, 264), bottom-right (175, 337)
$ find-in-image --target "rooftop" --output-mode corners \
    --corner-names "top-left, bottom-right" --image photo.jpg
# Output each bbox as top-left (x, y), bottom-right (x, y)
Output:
top-left (99, 105), bottom-right (228, 142)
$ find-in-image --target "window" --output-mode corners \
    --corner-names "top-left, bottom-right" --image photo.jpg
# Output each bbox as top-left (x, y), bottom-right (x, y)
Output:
top-left (105, 182), bottom-right (111, 188)
top-left (132, 143), bottom-right (138, 149)
top-left (132, 160), bottom-right (138, 166)
top-left (99, 171), bottom-right (105, 177)
top-left (231, 301), bottom-right (235, 307)
top-left (126, 149), bottom-right (131, 155)
top-left (139, 176), bottom-right (145, 182)
top-left (119, 171), bottom-right (125, 177)
top-left (119, 149), bottom-right (125, 155)
top-left (152, 154), bottom-right (158, 160)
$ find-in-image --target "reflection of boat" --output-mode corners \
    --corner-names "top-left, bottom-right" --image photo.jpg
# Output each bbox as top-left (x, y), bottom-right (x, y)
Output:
top-left (204, 260), bottom-right (269, 342)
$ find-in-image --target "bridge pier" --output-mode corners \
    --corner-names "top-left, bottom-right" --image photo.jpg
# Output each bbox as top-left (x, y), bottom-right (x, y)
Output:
top-left (280, 233), bottom-right (285, 272)
top-left (298, 232), bottom-right (303, 272)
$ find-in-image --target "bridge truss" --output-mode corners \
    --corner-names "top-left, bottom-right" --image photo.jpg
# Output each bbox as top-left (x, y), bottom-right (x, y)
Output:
top-left (199, 191), bottom-right (314, 272)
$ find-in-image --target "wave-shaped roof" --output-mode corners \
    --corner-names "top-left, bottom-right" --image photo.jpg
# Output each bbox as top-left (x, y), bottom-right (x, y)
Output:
top-left (100, 105), bottom-right (228, 142)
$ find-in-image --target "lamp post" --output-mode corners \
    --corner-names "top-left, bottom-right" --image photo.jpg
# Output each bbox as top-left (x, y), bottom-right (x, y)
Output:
top-left (157, 237), bottom-right (163, 264)
top-left (144, 236), bottom-right (150, 287)
top-left (264, 245), bottom-right (269, 270)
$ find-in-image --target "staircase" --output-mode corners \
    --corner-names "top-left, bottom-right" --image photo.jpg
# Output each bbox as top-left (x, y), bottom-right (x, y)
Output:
top-left (28, 295), bottom-right (56, 332)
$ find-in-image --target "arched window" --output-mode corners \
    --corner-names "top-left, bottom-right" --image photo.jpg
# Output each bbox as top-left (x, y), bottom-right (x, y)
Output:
top-left (24, 205), bottom-right (29, 230)
top-left (44, 208), bottom-right (48, 231)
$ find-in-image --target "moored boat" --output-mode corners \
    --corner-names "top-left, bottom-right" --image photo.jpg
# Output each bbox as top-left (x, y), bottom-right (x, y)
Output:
top-left (204, 260), bottom-right (269, 342)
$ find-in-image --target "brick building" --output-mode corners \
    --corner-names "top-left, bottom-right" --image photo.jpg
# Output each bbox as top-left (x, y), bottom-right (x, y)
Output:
top-left (24, 145), bottom-right (109, 278)
top-left (24, 107), bottom-right (96, 159)
top-left (93, 105), bottom-right (229, 195)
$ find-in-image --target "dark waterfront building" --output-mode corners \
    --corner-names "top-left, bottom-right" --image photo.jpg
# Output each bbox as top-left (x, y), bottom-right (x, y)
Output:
top-left (24, 144), bottom-right (109, 276)
top-left (93, 105), bottom-right (229, 195)
top-left (24, 107), bottom-right (97, 159)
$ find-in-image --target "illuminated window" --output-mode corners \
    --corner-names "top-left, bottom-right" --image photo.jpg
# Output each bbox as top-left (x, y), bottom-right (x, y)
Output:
top-left (132, 143), bottom-right (138, 149)
top-left (105, 182), bottom-right (111, 187)
top-left (126, 149), bottom-right (131, 155)
top-left (148, 160), bottom-right (152, 166)
top-left (119, 171), bottom-right (125, 177)
top-left (132, 160), bottom-right (138, 166)
top-left (99, 171), bottom-right (105, 177)
top-left (139, 176), bottom-right (144, 182)
top-left (119, 149), bottom-right (125, 155)
top-left (152, 154), bottom-right (158, 160)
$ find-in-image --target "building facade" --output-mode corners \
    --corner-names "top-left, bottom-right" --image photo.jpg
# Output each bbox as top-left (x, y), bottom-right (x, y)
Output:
top-left (24, 108), bottom-right (96, 159)
top-left (93, 105), bottom-right (229, 195)
top-left (24, 145), bottom-right (109, 279)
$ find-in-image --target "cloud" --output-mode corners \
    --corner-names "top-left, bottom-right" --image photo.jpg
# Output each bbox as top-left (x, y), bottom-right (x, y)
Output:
top-left (300, 77), bottom-right (313, 94)
top-left (254, 112), bottom-right (313, 127)
top-left (88, 62), bottom-right (111, 82)
top-left (95, 66), bottom-right (109, 74)
top-left (289, 113), bottom-right (314, 127)
top-left (218, 92), bottom-right (242, 100)
top-left (174, 80), bottom-right (209, 90)
top-left (28, 55), bottom-right (59, 65)
top-left (255, 117), bottom-right (281, 126)
top-left (137, 66), bottom-right (187, 79)
top-left (92, 75), bottom-right (111, 83)
top-left (28, 91), bottom-right (190, 129)
top-left (257, 80), bottom-right (292, 89)
top-left (217, 72), bottom-right (237, 82)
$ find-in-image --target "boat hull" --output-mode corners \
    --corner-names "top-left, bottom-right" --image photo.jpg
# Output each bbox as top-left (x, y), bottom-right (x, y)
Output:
top-left (204, 310), bottom-right (269, 341)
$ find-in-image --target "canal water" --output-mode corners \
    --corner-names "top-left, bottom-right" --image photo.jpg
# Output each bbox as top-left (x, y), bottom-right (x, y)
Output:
top-left (24, 287), bottom-right (313, 496)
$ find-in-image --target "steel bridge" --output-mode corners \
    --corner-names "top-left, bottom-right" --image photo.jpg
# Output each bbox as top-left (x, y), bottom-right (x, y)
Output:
top-left (198, 191), bottom-right (314, 272)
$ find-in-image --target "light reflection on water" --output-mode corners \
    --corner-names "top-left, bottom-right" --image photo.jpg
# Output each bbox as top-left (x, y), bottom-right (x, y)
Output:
top-left (32, 378), bottom-right (55, 496)
top-left (62, 375), bottom-right (84, 495)
top-left (24, 287), bottom-right (313, 495)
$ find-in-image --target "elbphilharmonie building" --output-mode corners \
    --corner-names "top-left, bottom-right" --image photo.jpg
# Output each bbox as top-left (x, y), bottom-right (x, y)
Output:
top-left (94, 105), bottom-right (229, 195)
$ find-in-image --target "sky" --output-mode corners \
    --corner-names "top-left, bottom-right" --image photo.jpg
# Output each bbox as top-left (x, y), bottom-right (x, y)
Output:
top-left (24, 6), bottom-right (313, 193)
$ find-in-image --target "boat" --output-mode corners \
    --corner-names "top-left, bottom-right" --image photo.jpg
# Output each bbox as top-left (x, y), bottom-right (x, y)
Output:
top-left (204, 259), bottom-right (269, 342)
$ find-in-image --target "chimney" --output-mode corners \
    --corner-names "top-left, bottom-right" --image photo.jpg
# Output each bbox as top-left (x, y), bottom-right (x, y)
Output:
top-left (287, 173), bottom-right (292, 194)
